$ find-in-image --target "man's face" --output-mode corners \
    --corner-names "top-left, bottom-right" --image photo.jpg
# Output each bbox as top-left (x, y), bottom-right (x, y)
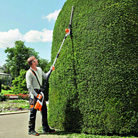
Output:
top-left (32, 58), bottom-right (38, 66)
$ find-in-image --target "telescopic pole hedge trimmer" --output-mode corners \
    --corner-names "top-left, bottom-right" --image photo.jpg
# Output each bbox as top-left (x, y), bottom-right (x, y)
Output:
top-left (34, 6), bottom-right (74, 111)
top-left (42, 6), bottom-right (74, 91)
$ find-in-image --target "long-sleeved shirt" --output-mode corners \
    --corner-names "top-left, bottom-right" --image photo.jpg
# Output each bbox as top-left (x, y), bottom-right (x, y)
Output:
top-left (26, 67), bottom-right (50, 98)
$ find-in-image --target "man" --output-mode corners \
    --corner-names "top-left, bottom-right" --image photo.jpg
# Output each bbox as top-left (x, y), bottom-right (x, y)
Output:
top-left (26, 56), bottom-right (55, 136)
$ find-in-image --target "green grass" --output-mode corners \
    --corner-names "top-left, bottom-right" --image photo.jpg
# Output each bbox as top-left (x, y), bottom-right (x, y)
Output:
top-left (37, 128), bottom-right (137, 138)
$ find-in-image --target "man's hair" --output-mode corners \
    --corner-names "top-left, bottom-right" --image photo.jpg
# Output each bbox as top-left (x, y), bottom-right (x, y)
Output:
top-left (27, 56), bottom-right (35, 66)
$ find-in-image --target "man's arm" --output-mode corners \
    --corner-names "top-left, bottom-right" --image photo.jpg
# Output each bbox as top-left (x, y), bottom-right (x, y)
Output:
top-left (42, 69), bottom-right (51, 80)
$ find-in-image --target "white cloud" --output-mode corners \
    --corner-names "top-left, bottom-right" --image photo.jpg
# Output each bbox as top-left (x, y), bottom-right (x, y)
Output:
top-left (24, 29), bottom-right (53, 42)
top-left (43, 9), bottom-right (61, 21)
top-left (0, 29), bottom-right (23, 48)
top-left (0, 29), bottom-right (53, 49)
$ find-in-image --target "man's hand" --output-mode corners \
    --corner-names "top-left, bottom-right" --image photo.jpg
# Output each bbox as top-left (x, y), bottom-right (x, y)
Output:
top-left (50, 66), bottom-right (55, 71)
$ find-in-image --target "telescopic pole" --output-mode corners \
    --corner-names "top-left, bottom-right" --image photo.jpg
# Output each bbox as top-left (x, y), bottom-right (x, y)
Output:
top-left (52, 6), bottom-right (74, 70)
top-left (42, 6), bottom-right (74, 92)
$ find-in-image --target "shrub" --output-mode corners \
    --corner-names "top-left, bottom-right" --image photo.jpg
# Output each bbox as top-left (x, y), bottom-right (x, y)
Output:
top-left (1, 84), bottom-right (11, 90)
top-left (49, 0), bottom-right (138, 136)
top-left (0, 93), bottom-right (7, 101)
top-left (12, 69), bottom-right (28, 94)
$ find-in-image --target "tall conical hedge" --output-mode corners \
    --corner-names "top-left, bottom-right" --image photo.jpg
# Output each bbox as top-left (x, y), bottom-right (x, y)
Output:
top-left (49, 0), bottom-right (138, 135)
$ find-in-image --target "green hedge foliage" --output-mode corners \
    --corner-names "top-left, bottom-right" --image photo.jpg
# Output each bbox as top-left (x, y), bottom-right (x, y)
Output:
top-left (49, 0), bottom-right (138, 136)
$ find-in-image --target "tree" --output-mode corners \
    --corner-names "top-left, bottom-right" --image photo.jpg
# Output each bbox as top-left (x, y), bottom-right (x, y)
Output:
top-left (5, 41), bottom-right (39, 79)
top-left (39, 58), bottom-right (50, 72)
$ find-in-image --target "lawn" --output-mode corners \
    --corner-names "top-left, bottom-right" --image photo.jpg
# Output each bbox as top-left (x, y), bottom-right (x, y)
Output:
top-left (37, 128), bottom-right (137, 138)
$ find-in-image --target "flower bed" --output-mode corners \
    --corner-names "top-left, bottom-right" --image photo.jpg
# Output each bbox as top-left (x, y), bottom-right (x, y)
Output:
top-left (0, 100), bottom-right (29, 113)
top-left (4, 94), bottom-right (29, 100)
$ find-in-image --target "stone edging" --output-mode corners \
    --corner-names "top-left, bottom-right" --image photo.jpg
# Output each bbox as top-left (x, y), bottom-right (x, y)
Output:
top-left (0, 110), bottom-right (29, 116)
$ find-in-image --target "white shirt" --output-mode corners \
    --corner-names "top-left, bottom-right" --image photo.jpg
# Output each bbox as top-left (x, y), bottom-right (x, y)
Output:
top-left (26, 67), bottom-right (50, 98)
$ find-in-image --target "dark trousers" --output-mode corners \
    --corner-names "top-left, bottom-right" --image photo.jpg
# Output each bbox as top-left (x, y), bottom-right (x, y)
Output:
top-left (29, 97), bottom-right (50, 132)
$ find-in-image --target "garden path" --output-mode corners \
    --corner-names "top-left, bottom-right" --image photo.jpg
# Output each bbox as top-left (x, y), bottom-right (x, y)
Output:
top-left (0, 111), bottom-right (66, 138)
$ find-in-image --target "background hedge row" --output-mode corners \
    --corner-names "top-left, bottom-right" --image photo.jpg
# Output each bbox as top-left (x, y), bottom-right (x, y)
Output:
top-left (49, 0), bottom-right (138, 135)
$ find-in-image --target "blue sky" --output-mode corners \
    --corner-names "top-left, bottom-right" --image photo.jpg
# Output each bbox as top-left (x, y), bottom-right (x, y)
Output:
top-left (0, 0), bottom-right (67, 66)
